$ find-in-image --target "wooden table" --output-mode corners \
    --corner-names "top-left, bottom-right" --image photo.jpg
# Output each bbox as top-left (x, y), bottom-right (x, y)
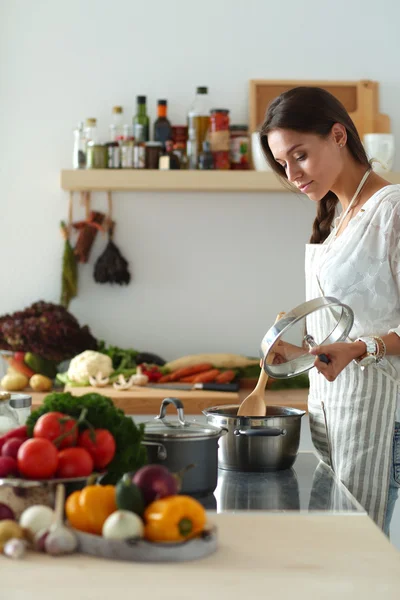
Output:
top-left (2, 512), bottom-right (399, 599)
top-left (30, 388), bottom-right (308, 414)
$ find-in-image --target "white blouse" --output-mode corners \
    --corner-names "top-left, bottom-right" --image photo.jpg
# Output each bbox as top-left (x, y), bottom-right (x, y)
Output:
top-left (316, 184), bottom-right (400, 419)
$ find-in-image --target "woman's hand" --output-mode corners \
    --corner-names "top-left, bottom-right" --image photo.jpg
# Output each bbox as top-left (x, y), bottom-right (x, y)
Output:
top-left (309, 342), bottom-right (361, 381)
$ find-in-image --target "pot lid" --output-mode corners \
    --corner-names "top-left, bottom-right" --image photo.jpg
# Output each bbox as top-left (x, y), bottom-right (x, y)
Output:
top-left (260, 297), bottom-right (354, 379)
top-left (144, 397), bottom-right (223, 440)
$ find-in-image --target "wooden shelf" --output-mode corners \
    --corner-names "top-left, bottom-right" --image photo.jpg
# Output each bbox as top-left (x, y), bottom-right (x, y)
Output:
top-left (61, 169), bottom-right (287, 192)
top-left (61, 169), bottom-right (400, 193)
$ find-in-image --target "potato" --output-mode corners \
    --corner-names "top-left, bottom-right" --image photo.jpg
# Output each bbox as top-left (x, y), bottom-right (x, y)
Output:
top-left (1, 373), bottom-right (29, 392)
top-left (29, 374), bottom-right (52, 392)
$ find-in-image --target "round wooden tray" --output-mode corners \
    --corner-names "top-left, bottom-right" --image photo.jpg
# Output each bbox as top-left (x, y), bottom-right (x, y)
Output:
top-left (72, 526), bottom-right (218, 563)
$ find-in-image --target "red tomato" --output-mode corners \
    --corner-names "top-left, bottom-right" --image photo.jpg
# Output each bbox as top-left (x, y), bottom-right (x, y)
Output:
top-left (17, 438), bottom-right (58, 479)
top-left (33, 412), bottom-right (78, 449)
top-left (56, 448), bottom-right (94, 478)
top-left (78, 429), bottom-right (116, 469)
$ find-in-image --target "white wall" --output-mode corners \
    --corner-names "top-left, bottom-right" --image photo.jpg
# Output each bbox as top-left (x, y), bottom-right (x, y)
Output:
top-left (1, 0), bottom-right (400, 358)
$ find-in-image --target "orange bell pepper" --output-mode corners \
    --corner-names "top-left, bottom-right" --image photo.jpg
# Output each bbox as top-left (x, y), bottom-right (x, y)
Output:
top-left (144, 495), bottom-right (206, 543)
top-left (65, 485), bottom-right (116, 535)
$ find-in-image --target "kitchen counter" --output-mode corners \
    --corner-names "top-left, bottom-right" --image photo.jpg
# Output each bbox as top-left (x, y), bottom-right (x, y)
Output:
top-left (29, 387), bottom-right (309, 414)
top-left (211, 451), bottom-right (363, 514)
top-left (2, 511), bottom-right (399, 599)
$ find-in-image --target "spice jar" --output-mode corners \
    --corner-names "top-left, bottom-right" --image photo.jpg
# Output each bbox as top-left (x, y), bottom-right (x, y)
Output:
top-left (229, 125), bottom-right (249, 170)
top-left (172, 126), bottom-right (188, 170)
top-left (145, 142), bottom-right (163, 169)
top-left (0, 393), bottom-right (32, 435)
top-left (209, 109), bottom-right (230, 170)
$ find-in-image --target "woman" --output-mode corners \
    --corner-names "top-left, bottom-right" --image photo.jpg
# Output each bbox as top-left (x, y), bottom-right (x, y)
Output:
top-left (259, 86), bottom-right (400, 535)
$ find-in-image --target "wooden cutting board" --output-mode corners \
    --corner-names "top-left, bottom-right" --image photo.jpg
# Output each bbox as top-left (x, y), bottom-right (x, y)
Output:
top-left (64, 384), bottom-right (239, 415)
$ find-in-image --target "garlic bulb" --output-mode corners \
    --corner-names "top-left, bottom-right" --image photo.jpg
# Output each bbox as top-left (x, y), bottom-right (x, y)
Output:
top-left (44, 527), bottom-right (77, 556)
top-left (130, 366), bottom-right (149, 386)
top-left (3, 538), bottom-right (26, 559)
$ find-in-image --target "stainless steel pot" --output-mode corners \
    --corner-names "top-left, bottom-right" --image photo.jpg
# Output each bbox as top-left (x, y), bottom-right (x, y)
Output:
top-left (143, 397), bottom-right (226, 497)
top-left (203, 404), bottom-right (305, 472)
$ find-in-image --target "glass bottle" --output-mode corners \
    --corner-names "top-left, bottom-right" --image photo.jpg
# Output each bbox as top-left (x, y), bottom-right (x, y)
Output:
top-left (121, 124), bottom-right (135, 168)
top-left (198, 141), bottom-right (214, 170)
top-left (187, 86), bottom-right (210, 169)
top-left (84, 118), bottom-right (98, 145)
top-left (107, 106), bottom-right (124, 168)
top-left (133, 96), bottom-right (150, 142)
top-left (72, 121), bottom-right (86, 169)
top-left (133, 123), bottom-right (146, 169)
top-left (159, 140), bottom-right (180, 170)
top-left (154, 100), bottom-right (172, 146)
top-left (109, 106), bottom-right (124, 142)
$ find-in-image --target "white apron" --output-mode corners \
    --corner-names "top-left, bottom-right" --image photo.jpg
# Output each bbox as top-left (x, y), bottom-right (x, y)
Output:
top-left (305, 242), bottom-right (398, 528)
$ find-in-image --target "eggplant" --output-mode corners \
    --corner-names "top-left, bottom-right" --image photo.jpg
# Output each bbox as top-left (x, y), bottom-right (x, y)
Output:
top-left (135, 352), bottom-right (166, 367)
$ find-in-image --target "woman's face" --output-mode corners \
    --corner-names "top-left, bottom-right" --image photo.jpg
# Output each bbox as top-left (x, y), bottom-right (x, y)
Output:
top-left (267, 128), bottom-right (343, 201)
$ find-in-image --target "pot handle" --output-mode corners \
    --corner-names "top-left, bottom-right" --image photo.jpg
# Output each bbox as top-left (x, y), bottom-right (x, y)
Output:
top-left (141, 441), bottom-right (167, 460)
top-left (155, 397), bottom-right (189, 428)
top-left (233, 427), bottom-right (287, 437)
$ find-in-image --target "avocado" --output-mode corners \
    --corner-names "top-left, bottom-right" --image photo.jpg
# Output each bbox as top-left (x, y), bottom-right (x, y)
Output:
top-left (116, 474), bottom-right (145, 517)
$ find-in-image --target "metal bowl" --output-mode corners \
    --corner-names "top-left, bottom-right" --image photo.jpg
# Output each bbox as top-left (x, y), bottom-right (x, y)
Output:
top-left (0, 476), bottom-right (93, 519)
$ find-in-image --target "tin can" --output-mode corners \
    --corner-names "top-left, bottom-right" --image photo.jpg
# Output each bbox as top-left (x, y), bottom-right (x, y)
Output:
top-left (86, 143), bottom-right (108, 169)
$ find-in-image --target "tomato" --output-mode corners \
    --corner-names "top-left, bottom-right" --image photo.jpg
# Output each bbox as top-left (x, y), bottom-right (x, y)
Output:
top-left (78, 429), bottom-right (116, 469)
top-left (17, 438), bottom-right (58, 479)
top-left (56, 448), bottom-right (94, 478)
top-left (33, 412), bottom-right (78, 449)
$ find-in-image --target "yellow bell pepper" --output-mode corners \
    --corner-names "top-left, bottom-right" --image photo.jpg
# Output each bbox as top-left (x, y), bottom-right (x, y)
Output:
top-left (144, 495), bottom-right (206, 542)
top-left (65, 485), bottom-right (116, 535)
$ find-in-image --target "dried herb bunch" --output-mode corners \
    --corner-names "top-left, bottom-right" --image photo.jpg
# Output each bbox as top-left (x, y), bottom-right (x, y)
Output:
top-left (93, 223), bottom-right (131, 285)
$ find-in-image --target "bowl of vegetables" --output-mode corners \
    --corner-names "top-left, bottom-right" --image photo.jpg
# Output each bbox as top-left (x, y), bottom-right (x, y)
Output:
top-left (0, 391), bottom-right (147, 519)
top-left (66, 464), bottom-right (217, 562)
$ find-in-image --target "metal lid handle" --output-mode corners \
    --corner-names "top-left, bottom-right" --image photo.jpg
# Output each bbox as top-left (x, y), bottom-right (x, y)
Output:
top-left (154, 397), bottom-right (189, 428)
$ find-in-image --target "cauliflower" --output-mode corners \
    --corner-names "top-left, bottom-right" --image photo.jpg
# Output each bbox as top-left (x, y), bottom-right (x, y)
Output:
top-left (67, 350), bottom-right (114, 384)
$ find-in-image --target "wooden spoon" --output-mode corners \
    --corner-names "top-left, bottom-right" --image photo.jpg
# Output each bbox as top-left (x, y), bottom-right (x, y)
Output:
top-left (237, 312), bottom-right (286, 417)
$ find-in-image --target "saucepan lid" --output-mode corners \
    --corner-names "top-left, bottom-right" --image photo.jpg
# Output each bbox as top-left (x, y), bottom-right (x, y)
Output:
top-left (260, 296), bottom-right (354, 379)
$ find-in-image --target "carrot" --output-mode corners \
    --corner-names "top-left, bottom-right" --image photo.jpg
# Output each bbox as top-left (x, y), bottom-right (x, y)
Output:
top-left (169, 363), bottom-right (214, 382)
top-left (4, 356), bottom-right (35, 379)
top-left (158, 374), bottom-right (174, 383)
top-left (192, 369), bottom-right (221, 383)
top-left (215, 370), bottom-right (236, 384)
top-left (179, 375), bottom-right (198, 383)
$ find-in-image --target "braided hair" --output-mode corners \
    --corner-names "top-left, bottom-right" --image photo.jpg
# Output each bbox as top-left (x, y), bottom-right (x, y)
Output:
top-left (259, 87), bottom-right (370, 243)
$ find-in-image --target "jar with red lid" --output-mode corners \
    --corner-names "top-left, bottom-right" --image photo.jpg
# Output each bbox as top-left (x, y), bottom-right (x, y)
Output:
top-left (209, 109), bottom-right (230, 170)
top-left (229, 125), bottom-right (249, 170)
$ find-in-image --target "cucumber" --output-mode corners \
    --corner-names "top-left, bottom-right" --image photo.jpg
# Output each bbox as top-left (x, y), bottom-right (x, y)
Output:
top-left (116, 474), bottom-right (145, 517)
top-left (24, 352), bottom-right (58, 379)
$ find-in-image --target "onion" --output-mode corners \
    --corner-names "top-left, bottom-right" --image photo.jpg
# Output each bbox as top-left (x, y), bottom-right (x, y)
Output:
top-left (132, 465), bottom-right (178, 505)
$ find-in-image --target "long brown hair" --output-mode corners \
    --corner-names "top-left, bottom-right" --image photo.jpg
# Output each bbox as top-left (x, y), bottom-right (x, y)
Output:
top-left (259, 87), bottom-right (370, 243)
